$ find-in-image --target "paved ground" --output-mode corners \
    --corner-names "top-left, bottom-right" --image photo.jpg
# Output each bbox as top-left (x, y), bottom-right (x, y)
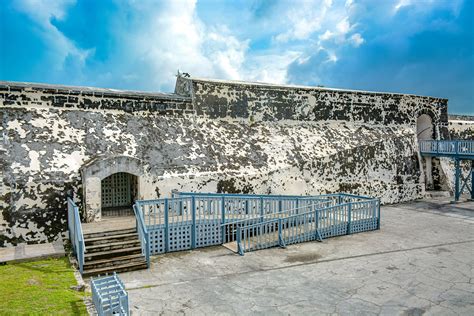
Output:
top-left (119, 198), bottom-right (474, 315)
top-left (0, 238), bottom-right (65, 263)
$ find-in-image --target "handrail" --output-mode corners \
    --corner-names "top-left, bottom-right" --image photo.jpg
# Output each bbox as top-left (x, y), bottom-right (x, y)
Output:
top-left (135, 192), bottom-right (380, 257)
top-left (240, 201), bottom-right (354, 230)
top-left (133, 202), bottom-right (150, 268)
top-left (219, 198), bottom-right (332, 226)
top-left (175, 191), bottom-right (375, 201)
top-left (67, 197), bottom-right (84, 274)
top-left (237, 199), bottom-right (379, 254)
top-left (419, 140), bottom-right (474, 157)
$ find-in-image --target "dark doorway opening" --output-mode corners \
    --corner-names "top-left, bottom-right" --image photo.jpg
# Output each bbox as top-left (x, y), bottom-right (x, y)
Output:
top-left (101, 172), bottom-right (138, 217)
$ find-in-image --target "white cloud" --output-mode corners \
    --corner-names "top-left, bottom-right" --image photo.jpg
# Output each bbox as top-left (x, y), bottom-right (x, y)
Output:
top-left (274, 0), bottom-right (334, 43)
top-left (127, 0), bottom-right (212, 89)
top-left (244, 51), bottom-right (301, 84)
top-left (350, 33), bottom-right (364, 47)
top-left (118, 0), bottom-right (256, 89)
top-left (336, 17), bottom-right (351, 34)
top-left (319, 30), bottom-right (334, 41)
top-left (326, 51), bottom-right (338, 63)
top-left (11, 0), bottom-right (369, 89)
top-left (13, 0), bottom-right (92, 72)
top-left (110, 0), bottom-right (308, 88)
top-left (205, 29), bottom-right (250, 80)
top-left (394, 0), bottom-right (412, 13)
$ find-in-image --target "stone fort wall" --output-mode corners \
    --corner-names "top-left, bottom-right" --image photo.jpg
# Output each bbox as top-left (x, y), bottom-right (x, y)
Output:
top-left (1, 78), bottom-right (448, 246)
top-left (176, 76), bottom-right (448, 132)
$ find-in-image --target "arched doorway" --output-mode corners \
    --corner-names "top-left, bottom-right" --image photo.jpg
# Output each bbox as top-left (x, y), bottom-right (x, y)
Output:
top-left (417, 114), bottom-right (434, 189)
top-left (101, 172), bottom-right (138, 217)
top-left (81, 155), bottom-right (145, 222)
top-left (417, 114), bottom-right (433, 140)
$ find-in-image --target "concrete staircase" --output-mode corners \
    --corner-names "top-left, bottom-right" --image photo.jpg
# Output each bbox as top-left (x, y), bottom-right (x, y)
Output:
top-left (82, 227), bottom-right (147, 277)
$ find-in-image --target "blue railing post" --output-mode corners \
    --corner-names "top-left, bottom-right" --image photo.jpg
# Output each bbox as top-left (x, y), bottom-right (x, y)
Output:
top-left (314, 207), bottom-right (322, 241)
top-left (191, 196), bottom-right (196, 249)
top-left (278, 218), bottom-right (285, 248)
top-left (377, 199), bottom-right (381, 230)
top-left (237, 226), bottom-right (244, 256)
top-left (78, 236), bottom-right (84, 274)
top-left (347, 203), bottom-right (352, 235)
top-left (146, 231), bottom-right (150, 268)
top-left (471, 161), bottom-right (474, 200)
top-left (164, 198), bottom-right (169, 252)
top-left (259, 197), bottom-right (264, 222)
top-left (221, 196), bottom-right (225, 242)
top-left (455, 158), bottom-right (461, 202)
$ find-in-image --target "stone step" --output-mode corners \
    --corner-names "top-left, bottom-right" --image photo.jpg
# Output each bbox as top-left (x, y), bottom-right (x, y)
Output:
top-left (84, 253), bottom-right (146, 270)
top-left (83, 260), bottom-right (148, 277)
top-left (83, 228), bottom-right (137, 240)
top-left (86, 240), bottom-right (141, 254)
top-left (425, 190), bottom-right (451, 198)
top-left (85, 232), bottom-right (139, 246)
top-left (84, 246), bottom-right (142, 261)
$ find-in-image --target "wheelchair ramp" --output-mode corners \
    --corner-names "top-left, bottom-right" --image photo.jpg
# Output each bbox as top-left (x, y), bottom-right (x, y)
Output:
top-left (233, 200), bottom-right (379, 255)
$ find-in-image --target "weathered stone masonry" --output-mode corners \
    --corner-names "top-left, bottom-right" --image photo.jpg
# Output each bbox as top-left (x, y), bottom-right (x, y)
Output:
top-left (177, 77), bottom-right (448, 132)
top-left (1, 77), bottom-right (450, 246)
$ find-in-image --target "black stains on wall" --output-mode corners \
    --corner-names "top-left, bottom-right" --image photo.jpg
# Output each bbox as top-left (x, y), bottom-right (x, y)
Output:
top-left (0, 81), bottom-right (193, 114)
top-left (185, 78), bottom-right (448, 128)
top-left (217, 179), bottom-right (253, 194)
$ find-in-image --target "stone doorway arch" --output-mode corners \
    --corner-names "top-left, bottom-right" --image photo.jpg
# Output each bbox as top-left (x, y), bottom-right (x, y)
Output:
top-left (417, 114), bottom-right (434, 141)
top-left (81, 155), bottom-right (145, 222)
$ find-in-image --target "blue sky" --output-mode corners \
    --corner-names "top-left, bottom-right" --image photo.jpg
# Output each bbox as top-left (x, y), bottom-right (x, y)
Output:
top-left (0, 0), bottom-right (473, 114)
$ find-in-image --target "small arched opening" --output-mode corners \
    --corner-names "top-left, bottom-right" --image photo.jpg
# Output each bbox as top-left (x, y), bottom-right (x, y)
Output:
top-left (417, 114), bottom-right (433, 141)
top-left (101, 172), bottom-right (138, 217)
top-left (81, 155), bottom-right (144, 221)
top-left (417, 114), bottom-right (434, 190)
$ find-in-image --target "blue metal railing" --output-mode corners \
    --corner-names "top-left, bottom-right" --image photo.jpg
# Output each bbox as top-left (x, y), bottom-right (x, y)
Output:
top-left (133, 203), bottom-right (150, 268)
top-left (419, 140), bottom-right (474, 202)
top-left (419, 140), bottom-right (474, 158)
top-left (134, 192), bottom-right (380, 258)
top-left (221, 197), bottom-right (331, 243)
top-left (91, 272), bottom-right (129, 316)
top-left (67, 197), bottom-right (84, 274)
top-left (236, 198), bottom-right (379, 255)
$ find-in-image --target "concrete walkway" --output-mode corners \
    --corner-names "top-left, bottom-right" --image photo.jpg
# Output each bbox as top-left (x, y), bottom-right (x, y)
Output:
top-left (0, 238), bottom-right (65, 263)
top-left (118, 198), bottom-right (474, 315)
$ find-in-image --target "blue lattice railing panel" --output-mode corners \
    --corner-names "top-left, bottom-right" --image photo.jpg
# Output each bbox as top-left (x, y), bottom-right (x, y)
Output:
top-left (91, 272), bottom-right (129, 316)
top-left (134, 193), bottom-right (381, 259)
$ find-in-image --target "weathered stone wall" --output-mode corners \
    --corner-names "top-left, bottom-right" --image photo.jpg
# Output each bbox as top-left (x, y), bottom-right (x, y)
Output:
top-left (1, 78), bottom-right (449, 246)
top-left (447, 115), bottom-right (474, 140)
top-left (1, 81), bottom-right (193, 114)
top-left (176, 77), bottom-right (448, 136)
top-left (0, 82), bottom-right (191, 246)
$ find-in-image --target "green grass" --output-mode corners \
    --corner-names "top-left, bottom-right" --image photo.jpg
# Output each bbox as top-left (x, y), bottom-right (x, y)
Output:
top-left (0, 257), bottom-right (88, 315)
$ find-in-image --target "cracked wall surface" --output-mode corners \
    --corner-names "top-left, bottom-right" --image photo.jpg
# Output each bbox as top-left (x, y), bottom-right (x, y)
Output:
top-left (1, 78), bottom-right (448, 246)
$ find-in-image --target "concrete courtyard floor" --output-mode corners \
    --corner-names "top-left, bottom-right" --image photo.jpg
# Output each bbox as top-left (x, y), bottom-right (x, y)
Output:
top-left (119, 198), bottom-right (474, 315)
